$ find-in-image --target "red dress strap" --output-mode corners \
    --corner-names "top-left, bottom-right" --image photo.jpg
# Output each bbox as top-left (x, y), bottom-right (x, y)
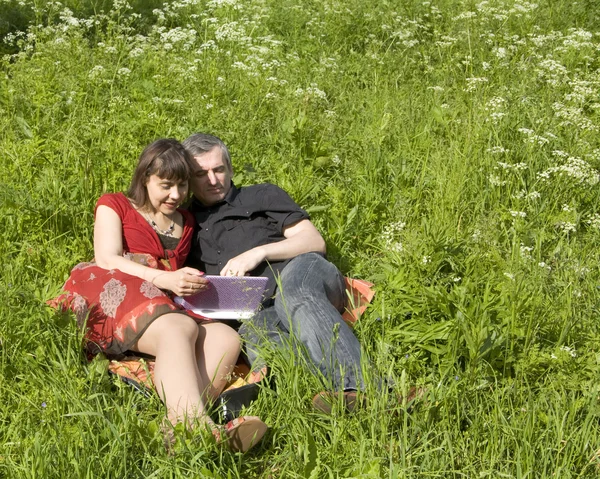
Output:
top-left (95, 193), bottom-right (193, 271)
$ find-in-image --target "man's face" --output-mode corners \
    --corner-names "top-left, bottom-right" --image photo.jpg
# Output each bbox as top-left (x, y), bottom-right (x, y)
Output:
top-left (190, 146), bottom-right (233, 206)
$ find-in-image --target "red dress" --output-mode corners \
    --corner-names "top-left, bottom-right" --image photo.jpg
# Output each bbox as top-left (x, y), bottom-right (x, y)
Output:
top-left (51, 193), bottom-right (197, 357)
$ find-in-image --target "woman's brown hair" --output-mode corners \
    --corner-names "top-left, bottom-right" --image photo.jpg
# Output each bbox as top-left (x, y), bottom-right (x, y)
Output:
top-left (127, 139), bottom-right (193, 209)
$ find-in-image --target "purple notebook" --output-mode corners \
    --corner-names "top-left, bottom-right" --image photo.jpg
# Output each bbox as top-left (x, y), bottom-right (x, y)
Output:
top-left (174, 275), bottom-right (268, 320)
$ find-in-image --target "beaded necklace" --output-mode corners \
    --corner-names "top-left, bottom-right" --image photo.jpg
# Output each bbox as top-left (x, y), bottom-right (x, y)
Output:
top-left (143, 212), bottom-right (175, 237)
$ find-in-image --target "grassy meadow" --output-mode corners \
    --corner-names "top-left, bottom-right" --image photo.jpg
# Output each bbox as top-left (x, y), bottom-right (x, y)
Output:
top-left (2, 0), bottom-right (600, 476)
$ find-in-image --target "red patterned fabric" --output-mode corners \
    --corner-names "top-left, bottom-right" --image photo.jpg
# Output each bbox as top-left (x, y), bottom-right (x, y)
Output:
top-left (49, 193), bottom-right (198, 356)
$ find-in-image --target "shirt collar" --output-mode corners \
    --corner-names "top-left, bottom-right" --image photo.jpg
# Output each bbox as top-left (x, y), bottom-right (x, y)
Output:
top-left (223, 182), bottom-right (239, 204)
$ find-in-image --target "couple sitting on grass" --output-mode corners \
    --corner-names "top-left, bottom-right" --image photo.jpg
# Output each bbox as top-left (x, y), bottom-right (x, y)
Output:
top-left (54, 133), bottom-right (411, 453)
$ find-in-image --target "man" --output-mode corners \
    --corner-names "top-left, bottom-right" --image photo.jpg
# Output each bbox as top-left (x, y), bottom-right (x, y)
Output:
top-left (183, 133), bottom-right (365, 412)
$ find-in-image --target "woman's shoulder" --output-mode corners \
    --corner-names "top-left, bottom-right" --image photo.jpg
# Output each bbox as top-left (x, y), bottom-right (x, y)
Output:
top-left (95, 192), bottom-right (132, 217)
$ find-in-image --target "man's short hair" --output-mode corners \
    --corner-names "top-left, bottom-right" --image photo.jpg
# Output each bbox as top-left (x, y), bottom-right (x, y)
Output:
top-left (182, 133), bottom-right (232, 171)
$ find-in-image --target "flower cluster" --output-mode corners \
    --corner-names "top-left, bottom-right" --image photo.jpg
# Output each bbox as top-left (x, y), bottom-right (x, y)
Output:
top-left (586, 213), bottom-right (600, 230)
top-left (381, 221), bottom-right (406, 253)
top-left (485, 96), bottom-right (507, 124)
top-left (517, 128), bottom-right (554, 146)
top-left (294, 85), bottom-right (327, 101)
top-left (537, 156), bottom-right (599, 186)
top-left (464, 77), bottom-right (488, 92)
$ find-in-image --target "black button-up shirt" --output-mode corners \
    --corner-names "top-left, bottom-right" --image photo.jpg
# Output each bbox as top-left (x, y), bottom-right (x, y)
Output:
top-left (187, 183), bottom-right (310, 300)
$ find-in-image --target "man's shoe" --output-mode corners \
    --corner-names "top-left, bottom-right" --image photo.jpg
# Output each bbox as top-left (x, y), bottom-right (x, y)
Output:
top-left (312, 386), bottom-right (426, 414)
top-left (393, 386), bottom-right (427, 414)
top-left (312, 390), bottom-right (364, 414)
top-left (398, 386), bottom-right (426, 404)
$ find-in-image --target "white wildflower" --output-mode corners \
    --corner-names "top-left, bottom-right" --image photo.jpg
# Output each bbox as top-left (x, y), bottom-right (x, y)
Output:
top-left (486, 146), bottom-right (510, 154)
top-left (537, 156), bottom-right (599, 186)
top-left (496, 162), bottom-right (528, 171)
top-left (453, 11), bottom-right (477, 20)
top-left (552, 150), bottom-right (570, 158)
top-left (488, 174), bottom-right (506, 186)
top-left (495, 47), bottom-right (507, 59)
top-left (556, 221), bottom-right (577, 233)
top-left (552, 102), bottom-right (598, 132)
top-left (382, 221), bottom-right (406, 253)
top-left (88, 65), bottom-right (105, 79)
top-left (586, 213), bottom-right (600, 229)
top-left (464, 77), bottom-right (488, 92)
top-left (520, 243), bottom-right (533, 259)
top-left (559, 345), bottom-right (577, 358)
top-left (129, 47), bottom-right (144, 58)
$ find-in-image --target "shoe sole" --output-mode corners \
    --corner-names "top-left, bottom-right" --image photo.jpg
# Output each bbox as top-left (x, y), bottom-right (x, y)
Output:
top-left (226, 418), bottom-right (268, 453)
top-left (312, 392), bottom-right (362, 414)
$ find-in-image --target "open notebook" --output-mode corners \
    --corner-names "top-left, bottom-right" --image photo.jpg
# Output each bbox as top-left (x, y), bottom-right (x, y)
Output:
top-left (174, 275), bottom-right (269, 320)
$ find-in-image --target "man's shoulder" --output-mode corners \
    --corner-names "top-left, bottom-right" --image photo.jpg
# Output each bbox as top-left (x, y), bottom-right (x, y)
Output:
top-left (238, 182), bottom-right (285, 194)
top-left (235, 183), bottom-right (292, 202)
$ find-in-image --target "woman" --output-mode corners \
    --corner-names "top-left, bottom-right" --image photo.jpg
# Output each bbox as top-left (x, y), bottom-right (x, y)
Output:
top-left (53, 139), bottom-right (267, 452)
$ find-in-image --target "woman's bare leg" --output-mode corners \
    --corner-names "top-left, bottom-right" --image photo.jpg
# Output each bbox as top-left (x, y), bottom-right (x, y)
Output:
top-left (133, 313), bottom-right (207, 426)
top-left (195, 322), bottom-right (241, 402)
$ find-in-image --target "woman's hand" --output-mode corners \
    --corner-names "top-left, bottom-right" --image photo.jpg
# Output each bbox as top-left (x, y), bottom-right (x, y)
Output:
top-left (153, 267), bottom-right (209, 296)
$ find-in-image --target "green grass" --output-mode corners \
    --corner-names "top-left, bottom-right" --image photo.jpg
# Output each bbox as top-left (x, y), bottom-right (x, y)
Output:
top-left (2, 0), bottom-right (600, 476)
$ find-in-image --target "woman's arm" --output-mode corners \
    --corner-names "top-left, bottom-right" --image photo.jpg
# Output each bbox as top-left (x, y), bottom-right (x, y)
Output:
top-left (94, 205), bottom-right (207, 295)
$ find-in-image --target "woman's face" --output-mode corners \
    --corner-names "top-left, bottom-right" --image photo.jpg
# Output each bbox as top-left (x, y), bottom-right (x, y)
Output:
top-left (145, 174), bottom-right (188, 215)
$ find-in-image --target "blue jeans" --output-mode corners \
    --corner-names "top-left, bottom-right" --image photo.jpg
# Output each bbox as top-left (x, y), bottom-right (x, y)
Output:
top-left (239, 253), bottom-right (364, 391)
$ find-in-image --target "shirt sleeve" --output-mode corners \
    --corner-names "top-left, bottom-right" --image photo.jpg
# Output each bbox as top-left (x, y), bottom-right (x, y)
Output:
top-left (258, 184), bottom-right (310, 232)
top-left (94, 193), bottom-right (127, 220)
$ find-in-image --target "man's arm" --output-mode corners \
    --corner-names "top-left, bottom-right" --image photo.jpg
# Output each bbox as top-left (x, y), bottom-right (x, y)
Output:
top-left (219, 219), bottom-right (326, 276)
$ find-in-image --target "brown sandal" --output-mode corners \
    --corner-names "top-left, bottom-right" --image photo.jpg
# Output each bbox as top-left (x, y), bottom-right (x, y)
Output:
top-left (219, 416), bottom-right (268, 453)
top-left (163, 416), bottom-right (267, 454)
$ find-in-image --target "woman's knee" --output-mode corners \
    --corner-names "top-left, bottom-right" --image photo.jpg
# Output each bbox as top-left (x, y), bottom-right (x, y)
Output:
top-left (138, 313), bottom-right (200, 351)
top-left (169, 314), bottom-right (201, 339)
top-left (201, 322), bottom-right (241, 353)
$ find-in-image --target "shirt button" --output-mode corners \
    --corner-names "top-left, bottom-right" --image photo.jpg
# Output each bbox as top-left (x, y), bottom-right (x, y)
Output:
top-left (217, 250), bottom-right (221, 254)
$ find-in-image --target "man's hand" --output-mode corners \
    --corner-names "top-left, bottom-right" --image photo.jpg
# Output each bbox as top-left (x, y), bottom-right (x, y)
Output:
top-left (153, 267), bottom-right (209, 296)
top-left (220, 247), bottom-right (266, 277)
top-left (219, 219), bottom-right (326, 277)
